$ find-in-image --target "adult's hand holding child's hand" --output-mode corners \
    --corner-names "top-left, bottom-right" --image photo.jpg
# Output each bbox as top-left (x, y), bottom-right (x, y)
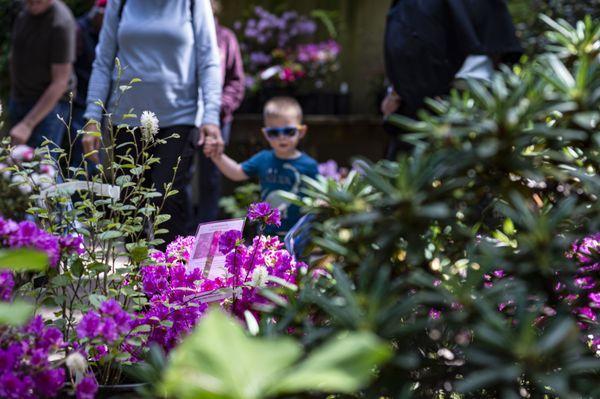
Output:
top-left (203, 136), bottom-right (218, 159)
top-left (198, 124), bottom-right (224, 156)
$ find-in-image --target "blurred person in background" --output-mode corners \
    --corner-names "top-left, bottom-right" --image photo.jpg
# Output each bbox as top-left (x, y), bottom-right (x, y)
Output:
top-left (67, 0), bottom-right (106, 169)
top-left (8, 0), bottom-right (76, 156)
top-left (82, 0), bottom-right (223, 249)
top-left (195, 0), bottom-right (245, 224)
top-left (382, 0), bottom-right (522, 159)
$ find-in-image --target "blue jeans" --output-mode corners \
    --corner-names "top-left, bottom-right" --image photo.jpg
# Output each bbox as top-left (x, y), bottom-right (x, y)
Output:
top-left (196, 122), bottom-right (232, 223)
top-left (8, 98), bottom-right (70, 157)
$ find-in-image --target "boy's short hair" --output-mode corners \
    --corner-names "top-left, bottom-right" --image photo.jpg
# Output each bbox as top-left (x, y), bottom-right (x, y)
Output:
top-left (263, 97), bottom-right (303, 123)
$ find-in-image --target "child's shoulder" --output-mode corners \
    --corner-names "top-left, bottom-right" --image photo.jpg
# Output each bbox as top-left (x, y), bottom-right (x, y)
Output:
top-left (297, 152), bottom-right (319, 166)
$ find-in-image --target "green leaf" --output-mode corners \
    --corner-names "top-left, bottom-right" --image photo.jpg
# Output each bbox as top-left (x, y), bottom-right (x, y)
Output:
top-left (89, 294), bottom-right (107, 308)
top-left (163, 310), bottom-right (389, 399)
top-left (0, 301), bottom-right (34, 326)
top-left (0, 249), bottom-right (48, 272)
top-left (269, 332), bottom-right (391, 396)
top-left (99, 230), bottom-right (123, 241)
top-left (71, 258), bottom-right (85, 278)
top-left (163, 310), bottom-right (302, 399)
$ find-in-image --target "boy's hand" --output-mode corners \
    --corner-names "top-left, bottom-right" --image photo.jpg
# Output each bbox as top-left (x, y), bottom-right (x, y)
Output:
top-left (203, 136), bottom-right (219, 159)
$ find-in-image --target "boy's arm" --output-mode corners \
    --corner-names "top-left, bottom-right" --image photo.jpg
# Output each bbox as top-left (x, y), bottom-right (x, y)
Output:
top-left (211, 153), bottom-right (249, 182)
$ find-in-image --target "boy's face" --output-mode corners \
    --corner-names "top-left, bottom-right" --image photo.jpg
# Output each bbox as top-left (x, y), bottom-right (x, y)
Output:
top-left (263, 115), bottom-right (306, 157)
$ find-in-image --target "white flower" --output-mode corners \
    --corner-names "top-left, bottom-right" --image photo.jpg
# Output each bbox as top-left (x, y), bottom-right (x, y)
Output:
top-left (1, 164), bottom-right (11, 180)
top-left (40, 163), bottom-right (56, 178)
top-left (140, 111), bottom-right (159, 141)
top-left (251, 266), bottom-right (269, 288)
top-left (66, 352), bottom-right (88, 375)
top-left (11, 145), bottom-right (35, 162)
top-left (30, 173), bottom-right (53, 189)
top-left (11, 174), bottom-right (31, 194)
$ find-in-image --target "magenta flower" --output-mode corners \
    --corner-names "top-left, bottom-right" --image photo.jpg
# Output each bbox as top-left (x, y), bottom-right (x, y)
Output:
top-left (219, 230), bottom-right (243, 254)
top-left (575, 276), bottom-right (596, 290)
top-left (77, 300), bottom-right (131, 345)
top-left (0, 270), bottom-right (14, 301)
top-left (33, 368), bottom-right (65, 398)
top-left (589, 292), bottom-right (600, 304)
top-left (248, 202), bottom-right (281, 227)
top-left (59, 235), bottom-right (85, 255)
top-left (577, 307), bottom-right (597, 321)
top-left (0, 317), bottom-right (66, 399)
top-left (76, 375), bottom-right (98, 399)
top-left (429, 308), bottom-right (442, 320)
top-left (77, 312), bottom-right (102, 340)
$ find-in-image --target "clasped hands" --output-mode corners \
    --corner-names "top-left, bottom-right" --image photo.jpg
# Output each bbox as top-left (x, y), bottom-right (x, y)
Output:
top-left (81, 122), bottom-right (224, 163)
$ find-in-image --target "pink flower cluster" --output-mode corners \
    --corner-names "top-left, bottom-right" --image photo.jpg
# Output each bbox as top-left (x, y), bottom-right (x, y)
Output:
top-left (77, 299), bottom-right (132, 361)
top-left (248, 202), bottom-right (281, 227)
top-left (0, 316), bottom-right (65, 399)
top-left (236, 7), bottom-right (340, 89)
top-left (0, 270), bottom-right (14, 302)
top-left (297, 40), bottom-right (341, 65)
top-left (1, 145), bottom-right (57, 194)
top-left (222, 234), bottom-right (303, 317)
top-left (566, 233), bottom-right (600, 350)
top-left (134, 237), bottom-right (222, 351)
top-left (0, 216), bottom-right (84, 268)
top-left (135, 203), bottom-right (302, 351)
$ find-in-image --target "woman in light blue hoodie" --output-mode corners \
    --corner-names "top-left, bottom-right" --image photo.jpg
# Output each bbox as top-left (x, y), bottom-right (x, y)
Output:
top-left (82, 0), bottom-right (223, 248)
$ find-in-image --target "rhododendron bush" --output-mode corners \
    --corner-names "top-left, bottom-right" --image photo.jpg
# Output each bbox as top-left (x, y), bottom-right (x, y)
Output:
top-left (0, 202), bottom-right (304, 398)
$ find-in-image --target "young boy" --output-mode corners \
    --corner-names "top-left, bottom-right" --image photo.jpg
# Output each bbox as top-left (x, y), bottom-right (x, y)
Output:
top-left (204, 96), bottom-right (319, 234)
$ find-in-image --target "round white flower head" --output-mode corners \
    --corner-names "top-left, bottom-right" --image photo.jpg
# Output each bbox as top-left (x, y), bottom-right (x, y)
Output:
top-left (140, 111), bottom-right (159, 142)
top-left (11, 145), bottom-right (35, 162)
top-left (251, 265), bottom-right (269, 288)
top-left (66, 352), bottom-right (88, 375)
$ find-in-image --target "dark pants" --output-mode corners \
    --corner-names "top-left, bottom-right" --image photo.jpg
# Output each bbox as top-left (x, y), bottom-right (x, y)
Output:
top-left (195, 122), bottom-right (231, 223)
top-left (67, 106), bottom-right (87, 168)
top-left (8, 97), bottom-right (70, 158)
top-left (384, 119), bottom-right (415, 161)
top-left (115, 125), bottom-right (196, 250)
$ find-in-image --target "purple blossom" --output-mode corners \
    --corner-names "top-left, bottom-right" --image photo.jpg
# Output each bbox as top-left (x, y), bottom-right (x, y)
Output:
top-left (76, 375), bottom-right (98, 399)
top-left (77, 300), bottom-right (131, 344)
top-left (577, 307), bottom-right (597, 321)
top-left (575, 276), bottom-right (596, 290)
top-left (33, 368), bottom-right (65, 398)
top-left (249, 52), bottom-right (272, 67)
top-left (318, 160), bottom-right (341, 180)
top-left (0, 270), bottom-right (14, 301)
top-left (99, 299), bottom-right (122, 316)
top-left (0, 372), bottom-right (33, 399)
top-left (219, 230), bottom-right (243, 254)
top-left (77, 312), bottom-right (102, 340)
top-left (429, 308), bottom-right (442, 320)
top-left (0, 317), bottom-right (65, 399)
top-left (59, 235), bottom-right (85, 255)
top-left (0, 217), bottom-right (62, 267)
top-left (248, 202), bottom-right (282, 227)
top-left (589, 292), bottom-right (600, 304)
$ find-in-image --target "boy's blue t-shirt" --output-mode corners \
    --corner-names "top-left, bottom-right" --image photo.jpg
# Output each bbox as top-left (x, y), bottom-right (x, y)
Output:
top-left (241, 150), bottom-right (319, 233)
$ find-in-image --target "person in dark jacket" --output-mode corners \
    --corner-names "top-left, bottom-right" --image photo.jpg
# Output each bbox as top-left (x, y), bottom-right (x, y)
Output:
top-left (68, 0), bottom-right (106, 169)
top-left (382, 0), bottom-right (522, 159)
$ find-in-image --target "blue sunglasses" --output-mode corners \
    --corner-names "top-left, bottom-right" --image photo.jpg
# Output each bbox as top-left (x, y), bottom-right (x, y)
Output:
top-left (262, 126), bottom-right (302, 139)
